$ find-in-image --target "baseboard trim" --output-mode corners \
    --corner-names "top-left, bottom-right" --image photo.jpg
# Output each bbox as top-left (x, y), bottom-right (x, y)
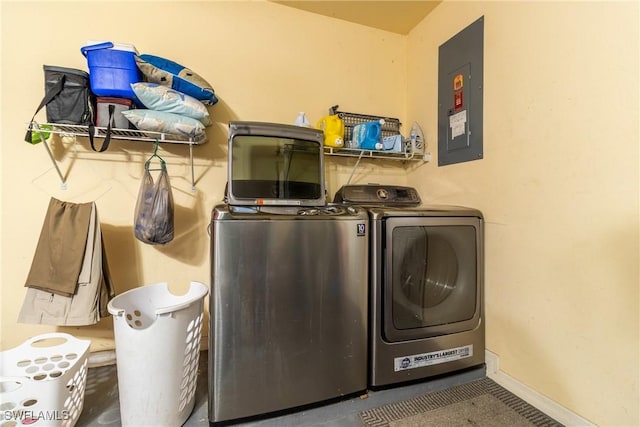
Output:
top-left (88, 336), bottom-right (209, 368)
top-left (485, 350), bottom-right (594, 426)
top-left (88, 350), bottom-right (116, 368)
top-left (90, 346), bottom-right (591, 426)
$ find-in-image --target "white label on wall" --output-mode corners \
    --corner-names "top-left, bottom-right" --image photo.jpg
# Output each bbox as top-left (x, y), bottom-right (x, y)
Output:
top-left (449, 110), bottom-right (467, 139)
top-left (394, 345), bottom-right (473, 372)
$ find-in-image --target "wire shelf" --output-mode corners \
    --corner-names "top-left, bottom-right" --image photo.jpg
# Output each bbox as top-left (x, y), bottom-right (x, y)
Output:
top-left (27, 121), bottom-right (203, 190)
top-left (323, 146), bottom-right (424, 161)
top-left (329, 105), bottom-right (402, 143)
top-left (323, 106), bottom-right (426, 162)
top-left (31, 122), bottom-right (208, 145)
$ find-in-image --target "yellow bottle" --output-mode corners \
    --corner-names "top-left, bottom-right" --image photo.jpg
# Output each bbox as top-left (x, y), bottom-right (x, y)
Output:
top-left (316, 115), bottom-right (344, 149)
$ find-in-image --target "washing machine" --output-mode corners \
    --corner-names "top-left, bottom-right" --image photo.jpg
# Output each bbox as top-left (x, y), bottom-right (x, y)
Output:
top-left (334, 184), bottom-right (485, 387)
top-left (208, 122), bottom-right (371, 423)
top-left (209, 204), bottom-right (369, 423)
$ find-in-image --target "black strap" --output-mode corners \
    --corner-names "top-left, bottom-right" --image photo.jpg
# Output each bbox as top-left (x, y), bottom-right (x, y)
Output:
top-left (24, 75), bottom-right (66, 143)
top-left (89, 104), bottom-right (114, 152)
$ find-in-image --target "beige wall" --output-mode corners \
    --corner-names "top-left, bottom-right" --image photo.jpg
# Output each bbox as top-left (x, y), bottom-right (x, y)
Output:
top-left (1, 1), bottom-right (639, 426)
top-left (406, 1), bottom-right (639, 426)
top-left (0, 1), bottom-right (407, 351)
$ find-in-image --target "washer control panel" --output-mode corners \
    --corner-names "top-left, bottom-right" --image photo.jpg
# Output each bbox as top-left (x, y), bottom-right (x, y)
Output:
top-left (297, 205), bottom-right (353, 216)
top-left (333, 185), bottom-right (421, 206)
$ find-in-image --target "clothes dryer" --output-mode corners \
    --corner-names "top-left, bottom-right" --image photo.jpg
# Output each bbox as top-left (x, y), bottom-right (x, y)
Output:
top-left (334, 185), bottom-right (485, 387)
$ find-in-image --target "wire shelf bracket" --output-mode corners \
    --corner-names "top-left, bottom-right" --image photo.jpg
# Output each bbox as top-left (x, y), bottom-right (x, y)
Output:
top-left (28, 121), bottom-right (206, 191)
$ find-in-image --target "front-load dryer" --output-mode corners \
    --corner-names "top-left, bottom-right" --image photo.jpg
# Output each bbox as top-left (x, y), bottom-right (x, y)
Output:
top-left (334, 185), bottom-right (485, 387)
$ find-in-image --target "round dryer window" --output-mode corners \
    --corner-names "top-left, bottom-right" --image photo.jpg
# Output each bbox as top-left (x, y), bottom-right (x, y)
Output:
top-left (391, 225), bottom-right (477, 331)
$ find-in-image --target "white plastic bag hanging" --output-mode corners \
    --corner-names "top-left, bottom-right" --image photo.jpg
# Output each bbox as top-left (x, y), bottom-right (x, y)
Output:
top-left (134, 147), bottom-right (174, 245)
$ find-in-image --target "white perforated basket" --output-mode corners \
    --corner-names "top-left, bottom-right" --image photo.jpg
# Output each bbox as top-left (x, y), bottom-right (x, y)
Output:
top-left (0, 333), bottom-right (90, 427)
top-left (107, 281), bottom-right (208, 427)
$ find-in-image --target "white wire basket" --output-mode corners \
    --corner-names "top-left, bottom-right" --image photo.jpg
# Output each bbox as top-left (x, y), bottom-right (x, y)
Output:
top-left (0, 333), bottom-right (90, 427)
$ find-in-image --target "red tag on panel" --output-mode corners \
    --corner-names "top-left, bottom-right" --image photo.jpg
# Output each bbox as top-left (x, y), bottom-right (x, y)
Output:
top-left (454, 91), bottom-right (463, 110)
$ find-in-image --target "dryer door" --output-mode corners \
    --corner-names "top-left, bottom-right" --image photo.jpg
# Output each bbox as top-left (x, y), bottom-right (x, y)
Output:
top-left (382, 216), bottom-right (482, 342)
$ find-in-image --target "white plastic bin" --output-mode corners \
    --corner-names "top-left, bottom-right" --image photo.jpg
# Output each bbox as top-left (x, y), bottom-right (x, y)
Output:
top-left (107, 281), bottom-right (208, 427)
top-left (0, 333), bottom-right (90, 427)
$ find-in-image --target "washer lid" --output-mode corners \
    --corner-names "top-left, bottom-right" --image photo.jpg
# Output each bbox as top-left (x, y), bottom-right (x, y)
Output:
top-left (333, 184), bottom-right (421, 206)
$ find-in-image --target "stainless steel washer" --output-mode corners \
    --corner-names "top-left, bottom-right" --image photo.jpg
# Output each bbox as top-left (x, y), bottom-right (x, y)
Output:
top-left (208, 204), bottom-right (369, 423)
top-left (334, 185), bottom-right (485, 387)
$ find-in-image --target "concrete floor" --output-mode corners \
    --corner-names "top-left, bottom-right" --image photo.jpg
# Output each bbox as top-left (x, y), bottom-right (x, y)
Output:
top-left (76, 351), bottom-right (486, 427)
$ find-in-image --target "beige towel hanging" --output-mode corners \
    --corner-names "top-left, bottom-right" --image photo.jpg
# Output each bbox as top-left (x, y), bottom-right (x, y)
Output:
top-left (24, 197), bottom-right (93, 296)
top-left (18, 200), bottom-right (114, 326)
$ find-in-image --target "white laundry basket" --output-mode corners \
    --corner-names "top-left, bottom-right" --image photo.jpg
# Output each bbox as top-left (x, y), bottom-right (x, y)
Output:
top-left (0, 333), bottom-right (90, 427)
top-left (107, 281), bottom-right (208, 427)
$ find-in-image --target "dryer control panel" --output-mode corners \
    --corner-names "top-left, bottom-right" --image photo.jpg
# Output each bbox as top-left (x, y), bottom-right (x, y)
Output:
top-left (333, 185), bottom-right (421, 207)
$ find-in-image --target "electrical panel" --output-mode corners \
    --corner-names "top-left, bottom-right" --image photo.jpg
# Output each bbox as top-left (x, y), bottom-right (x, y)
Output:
top-left (438, 16), bottom-right (484, 166)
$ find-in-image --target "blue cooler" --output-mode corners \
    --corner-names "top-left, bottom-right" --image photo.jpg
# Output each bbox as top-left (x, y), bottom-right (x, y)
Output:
top-left (81, 41), bottom-right (141, 101)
